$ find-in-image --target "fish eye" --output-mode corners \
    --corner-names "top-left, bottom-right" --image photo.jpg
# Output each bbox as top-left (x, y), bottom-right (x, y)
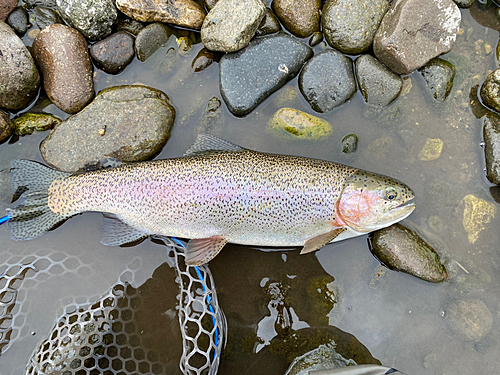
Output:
top-left (385, 188), bottom-right (398, 201)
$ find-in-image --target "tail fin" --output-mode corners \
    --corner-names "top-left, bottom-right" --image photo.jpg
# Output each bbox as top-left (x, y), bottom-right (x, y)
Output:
top-left (7, 160), bottom-right (71, 241)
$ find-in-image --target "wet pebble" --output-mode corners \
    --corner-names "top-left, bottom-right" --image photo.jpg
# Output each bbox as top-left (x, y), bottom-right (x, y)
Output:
top-left (135, 23), bottom-right (177, 62)
top-left (445, 299), bottom-right (493, 342)
top-left (462, 194), bottom-right (496, 244)
top-left (268, 108), bottom-right (333, 140)
top-left (480, 68), bottom-right (500, 113)
top-left (373, 0), bottom-right (461, 74)
top-left (191, 48), bottom-right (220, 73)
top-left (272, 0), bottom-right (321, 38)
top-left (299, 50), bottom-right (356, 113)
top-left (255, 8), bottom-right (281, 37)
top-left (0, 0), bottom-right (16, 22)
top-left (418, 138), bottom-right (443, 161)
top-left (40, 85), bottom-right (176, 172)
top-left (308, 31), bottom-right (323, 47)
top-left (219, 34), bottom-right (312, 116)
top-left (57, 0), bottom-right (117, 41)
top-left (341, 134), bottom-right (358, 154)
top-left (116, 14), bottom-right (144, 36)
top-left (355, 54), bottom-right (403, 107)
top-left (323, 0), bottom-right (389, 54)
top-left (201, 0), bottom-right (266, 53)
top-left (33, 6), bottom-right (63, 30)
top-left (368, 223), bottom-right (448, 283)
top-left (483, 113), bottom-right (500, 185)
top-left (0, 110), bottom-right (14, 143)
top-left (13, 113), bottom-right (61, 136)
top-left (6, 7), bottom-right (29, 36)
top-left (116, 0), bottom-right (206, 30)
top-left (32, 24), bottom-right (94, 114)
top-left (418, 58), bottom-right (456, 101)
top-left (0, 21), bottom-right (40, 111)
top-left (90, 31), bottom-right (135, 74)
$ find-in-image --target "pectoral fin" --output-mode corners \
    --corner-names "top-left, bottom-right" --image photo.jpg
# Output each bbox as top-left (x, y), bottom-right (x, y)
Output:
top-left (300, 228), bottom-right (347, 254)
top-left (185, 235), bottom-right (228, 266)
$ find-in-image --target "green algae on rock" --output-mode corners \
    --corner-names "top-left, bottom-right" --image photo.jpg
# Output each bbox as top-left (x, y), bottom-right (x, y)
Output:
top-left (417, 58), bottom-right (456, 101)
top-left (268, 108), bottom-right (333, 140)
top-left (418, 138), bottom-right (443, 161)
top-left (13, 113), bottom-right (61, 136)
top-left (462, 194), bottom-right (496, 244)
top-left (368, 223), bottom-right (448, 283)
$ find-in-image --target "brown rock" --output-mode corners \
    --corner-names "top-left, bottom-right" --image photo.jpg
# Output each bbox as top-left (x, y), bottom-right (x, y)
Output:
top-left (90, 31), bottom-right (135, 74)
top-left (0, 110), bottom-right (13, 142)
top-left (0, 0), bottom-right (16, 22)
top-left (116, 0), bottom-right (206, 29)
top-left (272, 0), bottom-right (321, 38)
top-left (31, 24), bottom-right (94, 114)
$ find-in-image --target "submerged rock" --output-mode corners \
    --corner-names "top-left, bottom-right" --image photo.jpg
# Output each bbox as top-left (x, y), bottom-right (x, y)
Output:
top-left (268, 108), bottom-right (333, 140)
top-left (323, 0), bottom-right (389, 54)
top-left (13, 113), bottom-right (61, 136)
top-left (32, 24), bottom-right (94, 114)
top-left (462, 194), bottom-right (496, 244)
top-left (445, 299), bottom-right (493, 342)
top-left (373, 0), bottom-right (461, 74)
top-left (299, 50), bottom-right (356, 113)
top-left (0, 110), bottom-right (13, 142)
top-left (368, 223), bottom-right (448, 283)
top-left (40, 85), bottom-right (175, 172)
top-left (191, 48), bottom-right (221, 73)
top-left (116, 14), bottom-right (144, 35)
top-left (480, 68), bottom-right (500, 113)
top-left (90, 31), bottom-right (135, 74)
top-left (418, 58), bottom-right (456, 101)
top-left (201, 0), bottom-right (266, 52)
top-left (135, 23), bottom-right (177, 62)
top-left (272, 0), bottom-right (321, 38)
top-left (341, 134), bottom-right (358, 154)
top-left (0, 22), bottom-right (40, 111)
top-left (194, 97), bottom-right (225, 135)
top-left (418, 138), bottom-right (443, 161)
top-left (219, 34), bottom-right (312, 116)
top-left (355, 54), bottom-right (403, 107)
top-left (483, 113), bottom-right (500, 185)
top-left (255, 8), bottom-right (281, 37)
top-left (7, 7), bottom-right (29, 36)
top-left (285, 343), bottom-right (356, 375)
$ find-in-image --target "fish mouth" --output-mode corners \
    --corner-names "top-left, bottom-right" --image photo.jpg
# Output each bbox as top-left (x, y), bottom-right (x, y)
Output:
top-left (364, 202), bottom-right (416, 231)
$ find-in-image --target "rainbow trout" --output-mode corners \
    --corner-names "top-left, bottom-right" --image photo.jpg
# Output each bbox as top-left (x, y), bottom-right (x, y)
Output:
top-left (6, 135), bottom-right (415, 265)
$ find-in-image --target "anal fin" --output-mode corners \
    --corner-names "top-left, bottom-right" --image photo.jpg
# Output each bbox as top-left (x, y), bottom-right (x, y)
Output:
top-left (101, 213), bottom-right (150, 246)
top-left (185, 235), bottom-right (228, 266)
top-left (300, 228), bottom-right (347, 254)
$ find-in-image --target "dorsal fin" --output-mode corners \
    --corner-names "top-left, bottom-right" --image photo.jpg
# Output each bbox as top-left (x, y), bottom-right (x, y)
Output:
top-left (184, 134), bottom-right (246, 157)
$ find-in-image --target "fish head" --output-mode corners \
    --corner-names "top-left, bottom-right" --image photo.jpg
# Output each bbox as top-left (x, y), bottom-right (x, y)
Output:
top-left (336, 171), bottom-right (415, 233)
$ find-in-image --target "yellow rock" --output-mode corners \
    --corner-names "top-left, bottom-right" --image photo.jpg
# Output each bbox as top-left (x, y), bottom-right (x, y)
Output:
top-left (462, 195), bottom-right (497, 244)
top-left (419, 138), bottom-right (443, 161)
top-left (268, 108), bottom-right (332, 140)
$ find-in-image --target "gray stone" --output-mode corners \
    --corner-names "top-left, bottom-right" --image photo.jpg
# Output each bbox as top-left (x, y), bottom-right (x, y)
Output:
top-left (116, 0), bottom-right (206, 30)
top-left (23, 0), bottom-right (57, 7)
top-left (219, 34), bottom-right (312, 116)
top-left (272, 0), bottom-right (321, 38)
top-left (191, 48), bottom-right (221, 73)
top-left (7, 7), bottom-right (29, 36)
top-left (0, 22), bottom-right (40, 111)
top-left (446, 299), bottom-right (493, 342)
top-left (255, 8), bottom-right (281, 37)
top-left (40, 85), bottom-right (176, 172)
top-left (373, 0), bottom-right (461, 74)
top-left (483, 112), bottom-right (500, 185)
top-left (56, 0), bottom-right (117, 41)
top-left (116, 14), bottom-right (144, 36)
top-left (195, 97), bottom-right (225, 136)
top-left (355, 54), bottom-right (403, 107)
top-left (31, 24), bottom-right (94, 114)
top-left (299, 49), bottom-right (356, 113)
top-left (368, 223), bottom-right (448, 283)
top-left (417, 58), bottom-right (456, 101)
top-left (0, 0), bottom-right (16, 22)
top-left (341, 134), bottom-right (358, 154)
top-left (201, 0), bottom-right (266, 52)
top-left (480, 68), bottom-right (500, 113)
top-left (90, 31), bottom-right (135, 74)
top-left (322, 0), bottom-right (389, 55)
top-left (33, 6), bottom-right (64, 30)
top-left (0, 110), bottom-right (13, 142)
top-left (135, 23), bottom-right (177, 62)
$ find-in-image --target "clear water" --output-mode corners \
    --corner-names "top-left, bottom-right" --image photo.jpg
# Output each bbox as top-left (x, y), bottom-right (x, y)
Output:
top-left (1, 4), bottom-right (500, 374)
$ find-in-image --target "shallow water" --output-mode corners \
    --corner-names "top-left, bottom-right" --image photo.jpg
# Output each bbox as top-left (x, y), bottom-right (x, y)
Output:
top-left (1, 4), bottom-right (500, 375)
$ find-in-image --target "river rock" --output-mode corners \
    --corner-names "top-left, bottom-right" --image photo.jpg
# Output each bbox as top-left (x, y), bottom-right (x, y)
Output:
top-left (7, 7), bottom-right (28, 36)
top-left (480, 68), bottom-right (500, 113)
top-left (368, 223), bottom-right (448, 283)
top-left (40, 85), bottom-right (175, 172)
top-left (90, 31), bottom-right (135, 74)
top-left (34, 6), bottom-right (64, 30)
top-left (445, 299), bottom-right (493, 342)
top-left (299, 50), bottom-right (356, 113)
top-left (322, 0), bottom-right (389, 55)
top-left (0, 110), bottom-right (13, 142)
top-left (220, 34), bottom-right (312, 116)
top-left (135, 23), bottom-right (177, 62)
top-left (32, 24), bottom-right (94, 114)
top-left (462, 194), bottom-right (496, 244)
top-left (417, 58), bottom-right (456, 101)
top-left (23, 0), bottom-right (57, 7)
top-left (191, 48), bottom-right (221, 72)
top-left (0, 22), bottom-right (40, 111)
top-left (309, 31), bottom-right (323, 47)
top-left (272, 0), bottom-right (321, 38)
top-left (483, 113), bottom-right (500, 185)
top-left (355, 54), bottom-right (403, 107)
top-left (56, 0), bottom-right (117, 41)
top-left (201, 0), bottom-right (266, 53)
top-left (116, 0), bottom-right (206, 29)
top-left (13, 113), bottom-right (61, 136)
top-left (418, 138), bottom-right (443, 161)
top-left (116, 14), bottom-right (144, 36)
top-left (285, 343), bottom-right (356, 375)
top-left (268, 108), bottom-right (333, 140)
top-left (373, 0), bottom-right (461, 74)
top-left (341, 134), bottom-right (358, 153)
top-left (0, 0), bottom-right (16, 22)
top-left (255, 8), bottom-right (281, 37)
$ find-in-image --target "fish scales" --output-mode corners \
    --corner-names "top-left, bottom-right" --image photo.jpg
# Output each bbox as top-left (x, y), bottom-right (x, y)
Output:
top-left (48, 151), bottom-right (359, 247)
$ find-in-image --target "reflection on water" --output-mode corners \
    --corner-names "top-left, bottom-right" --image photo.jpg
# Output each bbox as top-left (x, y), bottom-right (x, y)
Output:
top-left (1, 4), bottom-right (500, 375)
